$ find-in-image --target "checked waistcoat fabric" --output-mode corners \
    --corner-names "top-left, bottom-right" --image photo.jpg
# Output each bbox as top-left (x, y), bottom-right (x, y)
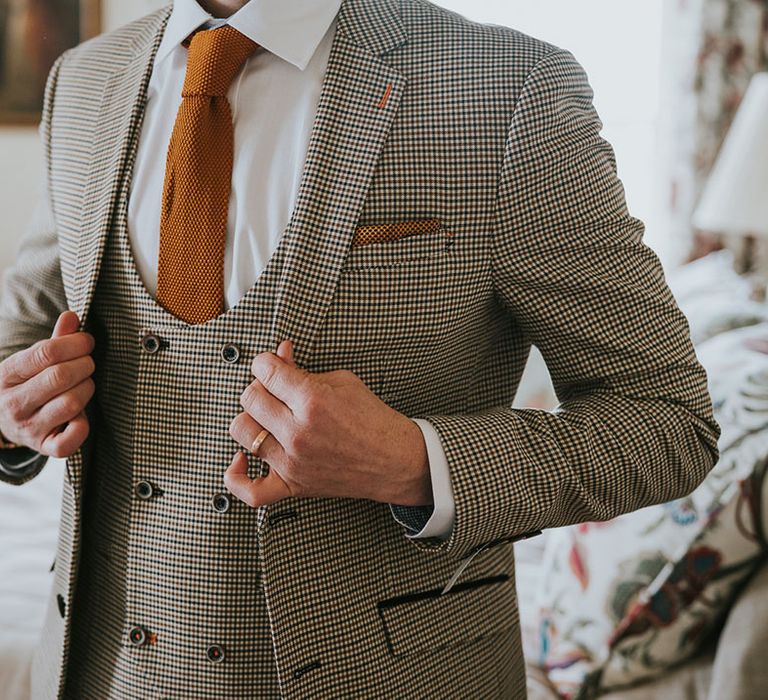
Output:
top-left (156, 26), bottom-right (260, 325)
top-left (62, 139), bottom-right (283, 697)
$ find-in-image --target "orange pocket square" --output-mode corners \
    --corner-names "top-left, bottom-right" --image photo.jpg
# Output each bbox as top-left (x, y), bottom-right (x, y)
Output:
top-left (351, 218), bottom-right (442, 247)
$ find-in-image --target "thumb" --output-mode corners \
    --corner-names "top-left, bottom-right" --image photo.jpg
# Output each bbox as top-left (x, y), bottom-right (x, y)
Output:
top-left (275, 339), bottom-right (296, 368)
top-left (51, 310), bottom-right (81, 338)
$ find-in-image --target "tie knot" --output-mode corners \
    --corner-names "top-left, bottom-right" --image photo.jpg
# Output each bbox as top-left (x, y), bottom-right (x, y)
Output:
top-left (181, 25), bottom-right (259, 98)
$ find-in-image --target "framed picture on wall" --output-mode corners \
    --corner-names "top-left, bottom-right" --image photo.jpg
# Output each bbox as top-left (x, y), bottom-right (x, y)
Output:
top-left (0, 0), bottom-right (101, 124)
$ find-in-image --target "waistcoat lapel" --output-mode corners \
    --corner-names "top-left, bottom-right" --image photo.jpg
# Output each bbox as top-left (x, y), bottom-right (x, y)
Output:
top-left (72, 6), bottom-right (171, 327)
top-left (269, 0), bottom-right (408, 367)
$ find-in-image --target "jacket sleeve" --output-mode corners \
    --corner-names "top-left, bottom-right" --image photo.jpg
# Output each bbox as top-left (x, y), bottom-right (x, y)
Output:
top-left (409, 48), bottom-right (721, 562)
top-left (0, 53), bottom-right (69, 486)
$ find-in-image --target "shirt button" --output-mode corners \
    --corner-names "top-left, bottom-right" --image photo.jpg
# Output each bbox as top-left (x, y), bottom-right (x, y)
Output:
top-left (129, 625), bottom-right (148, 647)
top-left (211, 493), bottom-right (231, 513)
top-left (220, 343), bottom-right (241, 364)
top-left (135, 480), bottom-right (155, 500)
top-left (140, 333), bottom-right (162, 354)
top-left (206, 644), bottom-right (225, 663)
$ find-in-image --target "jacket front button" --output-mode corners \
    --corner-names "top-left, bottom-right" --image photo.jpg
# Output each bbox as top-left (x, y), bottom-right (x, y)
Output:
top-left (56, 593), bottom-right (66, 618)
top-left (140, 333), bottom-right (162, 354)
top-left (211, 493), bottom-right (231, 513)
top-left (220, 343), bottom-right (240, 364)
top-left (129, 625), bottom-right (148, 647)
top-left (206, 644), bottom-right (225, 663)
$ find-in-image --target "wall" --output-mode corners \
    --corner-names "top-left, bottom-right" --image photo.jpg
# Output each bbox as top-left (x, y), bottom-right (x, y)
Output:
top-left (0, 0), bottom-right (164, 274)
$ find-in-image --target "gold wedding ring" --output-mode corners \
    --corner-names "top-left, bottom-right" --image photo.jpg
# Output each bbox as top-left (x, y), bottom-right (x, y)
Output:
top-left (250, 428), bottom-right (270, 456)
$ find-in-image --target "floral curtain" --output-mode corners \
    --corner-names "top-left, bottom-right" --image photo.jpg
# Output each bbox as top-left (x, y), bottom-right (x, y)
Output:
top-left (665, 0), bottom-right (768, 270)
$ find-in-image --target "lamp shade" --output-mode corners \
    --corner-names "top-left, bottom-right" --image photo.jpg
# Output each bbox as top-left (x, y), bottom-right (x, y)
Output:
top-left (692, 73), bottom-right (768, 237)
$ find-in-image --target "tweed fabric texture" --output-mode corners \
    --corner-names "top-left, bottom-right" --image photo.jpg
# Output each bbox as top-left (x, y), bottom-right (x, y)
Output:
top-left (156, 26), bottom-right (260, 324)
top-left (0, 0), bottom-right (720, 697)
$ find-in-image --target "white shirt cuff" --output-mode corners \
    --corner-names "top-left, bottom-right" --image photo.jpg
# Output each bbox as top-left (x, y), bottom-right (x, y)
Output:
top-left (407, 418), bottom-right (456, 540)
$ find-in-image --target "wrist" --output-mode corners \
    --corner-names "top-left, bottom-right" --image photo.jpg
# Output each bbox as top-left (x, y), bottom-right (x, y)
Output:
top-left (389, 415), bottom-right (432, 506)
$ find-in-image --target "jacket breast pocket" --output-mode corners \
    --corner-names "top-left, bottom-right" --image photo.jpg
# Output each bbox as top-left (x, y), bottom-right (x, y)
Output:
top-left (376, 574), bottom-right (517, 658)
top-left (343, 218), bottom-right (455, 270)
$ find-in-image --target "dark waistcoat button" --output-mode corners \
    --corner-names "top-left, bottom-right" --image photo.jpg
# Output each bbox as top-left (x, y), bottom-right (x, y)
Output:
top-left (140, 333), bottom-right (162, 354)
top-left (206, 644), bottom-right (225, 663)
top-left (129, 625), bottom-right (148, 647)
top-left (220, 343), bottom-right (241, 364)
top-left (211, 493), bottom-right (231, 513)
top-left (135, 480), bottom-right (155, 500)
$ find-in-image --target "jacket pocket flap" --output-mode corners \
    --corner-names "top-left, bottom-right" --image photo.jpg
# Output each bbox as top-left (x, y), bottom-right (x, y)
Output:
top-left (377, 574), bottom-right (516, 657)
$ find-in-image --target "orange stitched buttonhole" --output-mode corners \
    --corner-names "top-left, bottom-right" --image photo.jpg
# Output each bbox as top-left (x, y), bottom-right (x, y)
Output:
top-left (378, 83), bottom-right (393, 109)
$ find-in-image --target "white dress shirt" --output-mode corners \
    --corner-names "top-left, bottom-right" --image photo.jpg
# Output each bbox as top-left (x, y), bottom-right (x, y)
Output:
top-left (126, 0), bottom-right (455, 539)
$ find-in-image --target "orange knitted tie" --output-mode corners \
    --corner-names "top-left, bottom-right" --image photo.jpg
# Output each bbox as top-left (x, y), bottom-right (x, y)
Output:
top-left (156, 25), bottom-right (259, 324)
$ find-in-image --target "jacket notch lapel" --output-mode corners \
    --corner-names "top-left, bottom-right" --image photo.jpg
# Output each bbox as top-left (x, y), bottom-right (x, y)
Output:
top-left (270, 0), bottom-right (408, 367)
top-left (73, 8), bottom-right (171, 326)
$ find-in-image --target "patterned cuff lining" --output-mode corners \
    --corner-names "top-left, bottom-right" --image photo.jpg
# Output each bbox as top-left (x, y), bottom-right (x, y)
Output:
top-left (389, 504), bottom-right (435, 534)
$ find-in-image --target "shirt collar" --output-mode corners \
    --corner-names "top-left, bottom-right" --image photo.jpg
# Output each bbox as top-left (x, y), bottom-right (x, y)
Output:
top-left (155, 0), bottom-right (342, 70)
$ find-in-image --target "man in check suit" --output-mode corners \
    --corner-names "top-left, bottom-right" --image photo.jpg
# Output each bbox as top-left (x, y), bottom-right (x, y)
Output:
top-left (0, 0), bottom-right (720, 697)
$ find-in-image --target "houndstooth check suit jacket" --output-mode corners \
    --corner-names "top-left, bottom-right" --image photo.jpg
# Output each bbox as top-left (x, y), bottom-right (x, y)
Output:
top-left (0, 0), bottom-right (721, 697)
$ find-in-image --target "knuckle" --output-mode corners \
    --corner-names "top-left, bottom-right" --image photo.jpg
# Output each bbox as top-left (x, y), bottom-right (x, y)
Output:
top-left (241, 488), bottom-right (259, 508)
top-left (51, 443), bottom-right (70, 459)
top-left (84, 355), bottom-right (96, 375)
top-left (34, 340), bottom-right (54, 369)
top-left (5, 395), bottom-right (23, 423)
top-left (48, 364), bottom-right (67, 389)
top-left (228, 413), bottom-right (246, 439)
top-left (303, 389), bottom-right (325, 420)
top-left (287, 430), bottom-right (308, 456)
top-left (250, 352), bottom-right (269, 377)
top-left (83, 378), bottom-right (96, 398)
top-left (61, 395), bottom-right (81, 418)
top-left (239, 383), bottom-right (257, 410)
top-left (258, 360), bottom-right (278, 388)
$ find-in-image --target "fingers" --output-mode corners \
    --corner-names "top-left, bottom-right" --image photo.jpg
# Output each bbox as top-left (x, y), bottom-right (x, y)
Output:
top-left (34, 378), bottom-right (96, 432)
top-left (1, 333), bottom-right (95, 387)
top-left (228, 410), bottom-right (282, 459)
top-left (239, 377), bottom-right (291, 444)
top-left (40, 412), bottom-right (90, 459)
top-left (15, 355), bottom-right (96, 417)
top-left (276, 339), bottom-right (295, 367)
top-left (223, 451), bottom-right (291, 507)
top-left (51, 310), bottom-right (81, 338)
top-left (250, 349), bottom-right (308, 408)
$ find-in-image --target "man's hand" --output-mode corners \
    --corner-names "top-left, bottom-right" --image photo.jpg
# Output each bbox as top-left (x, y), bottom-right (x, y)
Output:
top-left (225, 340), bottom-right (432, 508)
top-left (0, 310), bottom-right (95, 458)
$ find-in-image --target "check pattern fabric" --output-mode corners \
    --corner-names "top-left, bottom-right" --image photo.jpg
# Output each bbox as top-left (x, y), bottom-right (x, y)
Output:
top-left (0, 0), bottom-right (720, 698)
top-left (156, 25), bottom-right (260, 324)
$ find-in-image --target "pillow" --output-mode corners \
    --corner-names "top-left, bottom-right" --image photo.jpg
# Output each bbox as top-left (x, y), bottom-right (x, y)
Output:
top-left (535, 325), bottom-right (768, 699)
top-left (665, 250), bottom-right (768, 345)
top-left (664, 249), bottom-right (748, 306)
